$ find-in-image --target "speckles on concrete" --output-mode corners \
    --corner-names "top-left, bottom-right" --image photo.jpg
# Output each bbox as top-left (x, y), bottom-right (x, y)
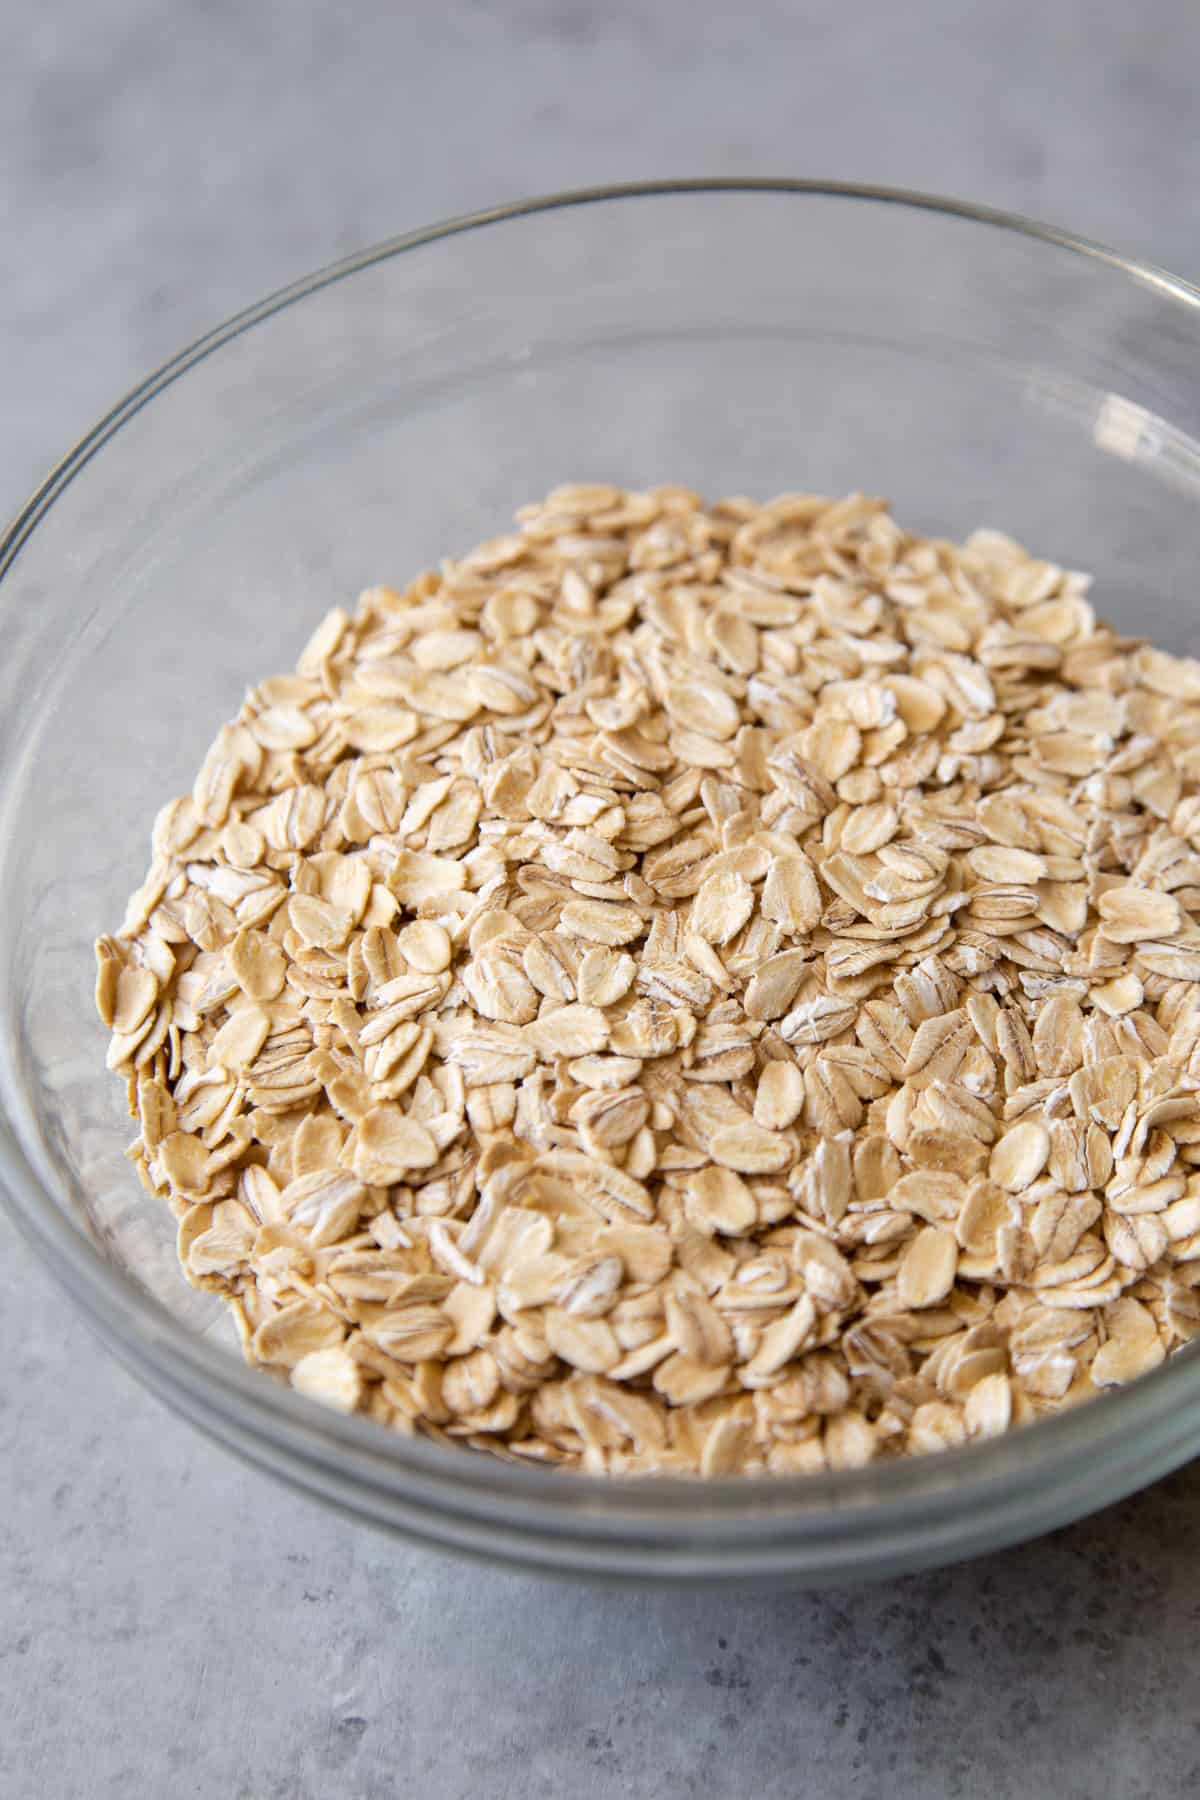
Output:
top-left (7, 6), bottom-right (1200, 1797)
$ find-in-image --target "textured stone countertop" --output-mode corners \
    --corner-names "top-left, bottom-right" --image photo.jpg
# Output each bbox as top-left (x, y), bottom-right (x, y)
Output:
top-left (6, 6), bottom-right (1200, 1796)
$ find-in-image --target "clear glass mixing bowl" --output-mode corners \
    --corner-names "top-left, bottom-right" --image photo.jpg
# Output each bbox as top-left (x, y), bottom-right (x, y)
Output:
top-left (4, 181), bottom-right (1200, 1585)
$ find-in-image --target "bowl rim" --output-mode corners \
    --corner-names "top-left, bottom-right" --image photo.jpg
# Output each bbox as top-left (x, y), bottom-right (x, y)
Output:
top-left (5, 177), bottom-right (1200, 1553)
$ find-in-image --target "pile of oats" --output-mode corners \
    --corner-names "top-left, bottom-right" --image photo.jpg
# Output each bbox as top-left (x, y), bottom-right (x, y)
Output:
top-left (96, 485), bottom-right (1200, 1476)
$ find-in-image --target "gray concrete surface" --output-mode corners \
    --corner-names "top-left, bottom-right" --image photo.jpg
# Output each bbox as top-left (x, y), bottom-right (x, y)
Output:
top-left (5, 4), bottom-right (1200, 1796)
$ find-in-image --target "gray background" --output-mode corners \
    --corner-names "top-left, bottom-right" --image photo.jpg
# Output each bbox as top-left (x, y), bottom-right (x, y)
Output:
top-left (5, 4), bottom-right (1200, 1796)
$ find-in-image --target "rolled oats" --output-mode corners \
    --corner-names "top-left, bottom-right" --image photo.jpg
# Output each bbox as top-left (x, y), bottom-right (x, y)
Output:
top-left (99, 486), bottom-right (1200, 1476)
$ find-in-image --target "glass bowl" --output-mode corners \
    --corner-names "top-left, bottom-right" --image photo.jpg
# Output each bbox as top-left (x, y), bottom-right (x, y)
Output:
top-left (4, 180), bottom-right (1200, 1586)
